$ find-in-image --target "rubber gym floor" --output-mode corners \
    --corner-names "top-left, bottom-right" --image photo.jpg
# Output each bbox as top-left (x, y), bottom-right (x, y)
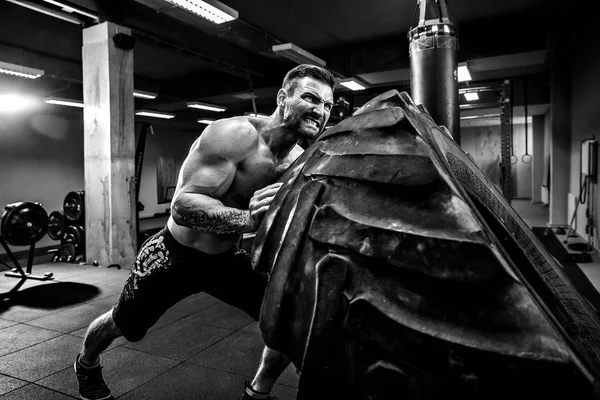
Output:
top-left (0, 257), bottom-right (299, 399)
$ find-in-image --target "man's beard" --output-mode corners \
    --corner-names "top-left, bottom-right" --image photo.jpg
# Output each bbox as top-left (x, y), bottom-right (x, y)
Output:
top-left (285, 110), bottom-right (322, 139)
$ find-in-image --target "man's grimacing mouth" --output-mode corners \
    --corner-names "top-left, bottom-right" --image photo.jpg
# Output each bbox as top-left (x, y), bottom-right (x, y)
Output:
top-left (303, 116), bottom-right (320, 128)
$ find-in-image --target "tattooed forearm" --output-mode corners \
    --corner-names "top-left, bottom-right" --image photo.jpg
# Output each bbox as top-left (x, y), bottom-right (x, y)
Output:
top-left (173, 204), bottom-right (251, 235)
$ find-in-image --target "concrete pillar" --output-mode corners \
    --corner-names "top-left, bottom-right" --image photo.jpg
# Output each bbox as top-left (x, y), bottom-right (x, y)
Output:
top-left (548, 59), bottom-right (570, 227)
top-left (82, 22), bottom-right (137, 267)
top-left (531, 115), bottom-right (544, 203)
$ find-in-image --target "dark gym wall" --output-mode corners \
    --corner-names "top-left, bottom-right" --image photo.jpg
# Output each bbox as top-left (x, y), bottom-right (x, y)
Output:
top-left (541, 112), bottom-right (552, 205)
top-left (568, 25), bottom-right (600, 241)
top-left (0, 108), bottom-right (200, 255)
top-left (460, 121), bottom-right (536, 199)
top-left (0, 110), bottom-right (84, 255)
top-left (460, 124), bottom-right (502, 188)
top-left (137, 124), bottom-right (200, 218)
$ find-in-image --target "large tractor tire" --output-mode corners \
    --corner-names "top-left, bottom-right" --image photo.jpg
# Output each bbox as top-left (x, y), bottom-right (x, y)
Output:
top-left (252, 90), bottom-right (600, 400)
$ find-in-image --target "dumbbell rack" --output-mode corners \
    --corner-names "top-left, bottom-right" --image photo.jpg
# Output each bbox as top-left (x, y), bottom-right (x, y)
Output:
top-left (47, 191), bottom-right (86, 263)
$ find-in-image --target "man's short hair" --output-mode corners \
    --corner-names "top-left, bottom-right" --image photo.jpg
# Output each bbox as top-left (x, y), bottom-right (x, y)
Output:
top-left (282, 64), bottom-right (335, 95)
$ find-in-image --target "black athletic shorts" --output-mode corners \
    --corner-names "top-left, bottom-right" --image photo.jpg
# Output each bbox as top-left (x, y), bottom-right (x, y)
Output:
top-left (112, 226), bottom-right (267, 342)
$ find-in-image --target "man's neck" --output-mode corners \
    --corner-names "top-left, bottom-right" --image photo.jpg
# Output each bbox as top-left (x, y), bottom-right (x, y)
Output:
top-left (259, 111), bottom-right (300, 159)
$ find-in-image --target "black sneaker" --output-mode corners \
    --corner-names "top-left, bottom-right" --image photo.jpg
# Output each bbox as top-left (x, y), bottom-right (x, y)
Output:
top-left (237, 381), bottom-right (278, 400)
top-left (74, 354), bottom-right (113, 400)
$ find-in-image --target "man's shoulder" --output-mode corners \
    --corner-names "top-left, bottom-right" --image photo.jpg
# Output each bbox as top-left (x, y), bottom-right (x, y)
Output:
top-left (207, 116), bottom-right (258, 137)
top-left (198, 116), bottom-right (259, 160)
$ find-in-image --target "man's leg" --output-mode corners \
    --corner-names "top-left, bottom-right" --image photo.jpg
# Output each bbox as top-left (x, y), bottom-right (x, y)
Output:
top-left (74, 310), bottom-right (121, 400)
top-left (245, 346), bottom-right (291, 397)
top-left (79, 309), bottom-right (122, 365)
top-left (206, 250), bottom-right (296, 399)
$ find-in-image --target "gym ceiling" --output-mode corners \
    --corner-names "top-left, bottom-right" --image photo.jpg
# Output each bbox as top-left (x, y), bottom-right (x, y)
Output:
top-left (0, 0), bottom-right (558, 131)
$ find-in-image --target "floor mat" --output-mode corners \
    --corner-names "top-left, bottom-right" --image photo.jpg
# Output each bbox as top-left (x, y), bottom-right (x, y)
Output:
top-left (531, 226), bottom-right (600, 312)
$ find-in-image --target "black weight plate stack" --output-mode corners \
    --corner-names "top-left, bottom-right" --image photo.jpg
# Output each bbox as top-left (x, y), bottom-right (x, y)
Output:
top-left (0, 202), bottom-right (48, 246)
top-left (62, 225), bottom-right (85, 255)
top-left (48, 210), bottom-right (65, 240)
top-left (63, 191), bottom-right (85, 224)
top-left (51, 243), bottom-right (76, 263)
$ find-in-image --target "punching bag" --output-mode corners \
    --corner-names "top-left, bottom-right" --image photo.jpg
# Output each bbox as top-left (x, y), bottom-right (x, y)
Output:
top-left (408, 0), bottom-right (460, 144)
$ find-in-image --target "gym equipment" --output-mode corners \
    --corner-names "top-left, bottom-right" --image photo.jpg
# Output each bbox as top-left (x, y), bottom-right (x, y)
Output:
top-left (500, 79), bottom-right (515, 198)
top-left (0, 202), bottom-right (53, 286)
top-left (135, 122), bottom-right (154, 252)
top-left (565, 137), bottom-right (597, 252)
top-left (62, 225), bottom-right (85, 255)
top-left (408, 0), bottom-right (459, 142)
top-left (522, 79), bottom-right (532, 164)
top-left (51, 243), bottom-right (76, 263)
top-left (0, 202), bottom-right (48, 247)
top-left (47, 210), bottom-right (65, 240)
top-left (253, 90), bottom-right (600, 399)
top-left (63, 190), bottom-right (85, 223)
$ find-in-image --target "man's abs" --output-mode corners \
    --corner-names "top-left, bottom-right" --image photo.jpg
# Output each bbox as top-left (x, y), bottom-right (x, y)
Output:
top-left (167, 218), bottom-right (241, 254)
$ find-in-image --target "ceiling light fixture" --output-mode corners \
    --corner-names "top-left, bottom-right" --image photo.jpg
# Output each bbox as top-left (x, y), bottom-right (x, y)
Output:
top-left (272, 43), bottom-right (326, 67)
top-left (0, 60), bottom-right (44, 79)
top-left (0, 94), bottom-right (39, 113)
top-left (133, 90), bottom-right (158, 99)
top-left (6, 0), bottom-right (83, 24)
top-left (187, 102), bottom-right (227, 112)
top-left (198, 119), bottom-right (215, 124)
top-left (339, 77), bottom-right (367, 91)
top-left (458, 86), bottom-right (492, 94)
top-left (42, 0), bottom-right (99, 20)
top-left (163, 0), bottom-right (238, 24)
top-left (457, 62), bottom-right (472, 82)
top-left (135, 109), bottom-right (176, 119)
top-left (44, 97), bottom-right (84, 108)
top-left (463, 92), bottom-right (479, 101)
top-left (460, 113), bottom-right (500, 120)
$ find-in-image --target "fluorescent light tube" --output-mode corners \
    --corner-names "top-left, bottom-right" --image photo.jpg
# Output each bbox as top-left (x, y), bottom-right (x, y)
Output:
top-left (44, 97), bottom-right (84, 108)
top-left (187, 102), bottom-right (227, 112)
top-left (163, 0), bottom-right (238, 24)
top-left (0, 94), bottom-right (39, 112)
top-left (339, 77), bottom-right (367, 91)
top-left (0, 61), bottom-right (44, 79)
top-left (135, 109), bottom-right (176, 119)
top-left (463, 92), bottom-right (479, 101)
top-left (458, 63), bottom-right (472, 82)
top-left (6, 0), bottom-right (83, 24)
top-left (272, 43), bottom-right (326, 67)
top-left (198, 119), bottom-right (215, 124)
top-left (42, 0), bottom-right (99, 20)
top-left (133, 90), bottom-right (158, 99)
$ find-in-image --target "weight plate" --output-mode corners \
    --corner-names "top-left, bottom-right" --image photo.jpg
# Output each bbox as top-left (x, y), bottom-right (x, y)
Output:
top-left (52, 243), bottom-right (76, 263)
top-left (48, 210), bottom-right (65, 240)
top-left (63, 190), bottom-right (85, 222)
top-left (0, 202), bottom-right (48, 246)
top-left (62, 225), bottom-right (85, 255)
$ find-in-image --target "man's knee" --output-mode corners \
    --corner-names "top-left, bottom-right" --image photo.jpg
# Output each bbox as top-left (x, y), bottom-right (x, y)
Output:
top-left (110, 307), bottom-right (151, 342)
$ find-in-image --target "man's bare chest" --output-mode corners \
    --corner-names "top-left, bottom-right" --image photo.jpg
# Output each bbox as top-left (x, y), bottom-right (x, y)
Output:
top-left (225, 154), bottom-right (283, 207)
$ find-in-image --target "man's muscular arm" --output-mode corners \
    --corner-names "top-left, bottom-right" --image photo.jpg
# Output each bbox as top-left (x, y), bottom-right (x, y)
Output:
top-left (171, 198), bottom-right (251, 235)
top-left (170, 118), bottom-right (276, 235)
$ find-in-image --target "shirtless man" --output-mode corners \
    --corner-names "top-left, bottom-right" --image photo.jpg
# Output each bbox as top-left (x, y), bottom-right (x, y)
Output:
top-left (73, 64), bottom-right (335, 400)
